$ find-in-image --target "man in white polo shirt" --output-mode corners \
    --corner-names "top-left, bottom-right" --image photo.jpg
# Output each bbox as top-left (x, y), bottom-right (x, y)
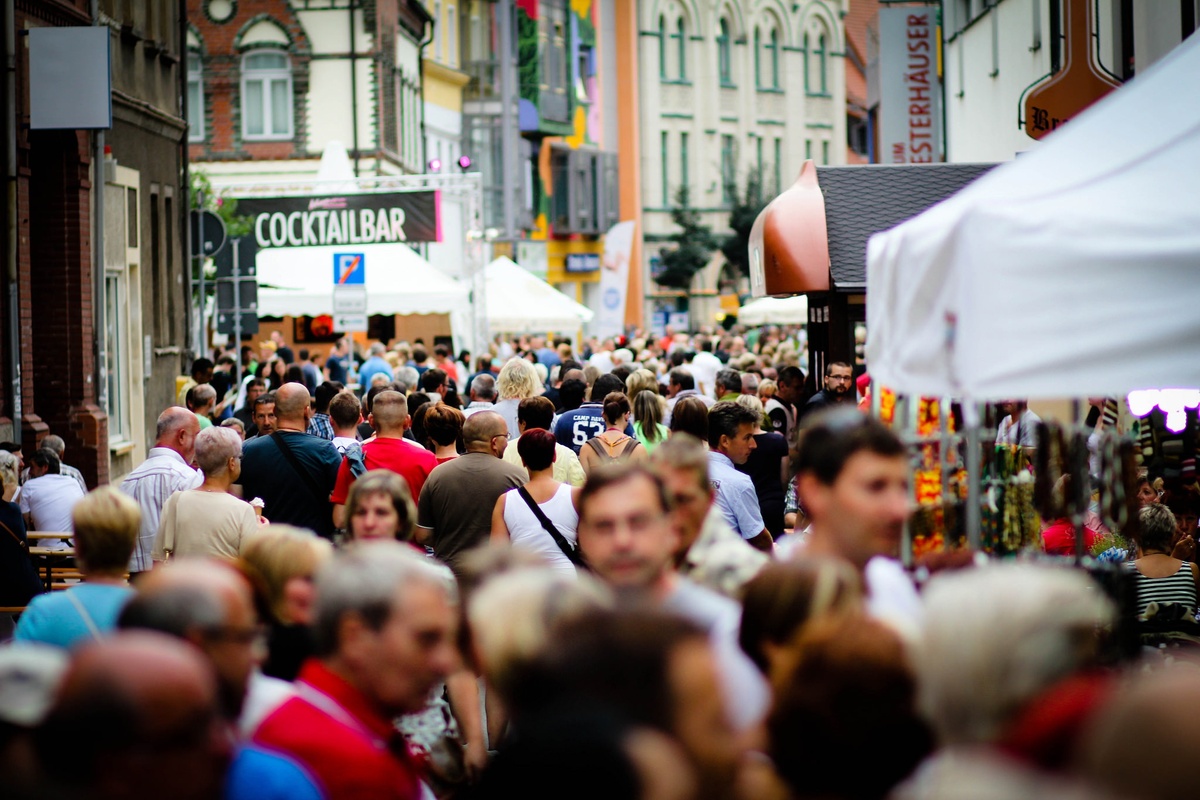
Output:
top-left (706, 402), bottom-right (773, 552)
top-left (17, 449), bottom-right (85, 549)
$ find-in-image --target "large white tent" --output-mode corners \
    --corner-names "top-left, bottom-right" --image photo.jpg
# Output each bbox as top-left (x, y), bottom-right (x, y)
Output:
top-left (866, 34), bottom-right (1200, 400)
top-left (256, 242), bottom-right (472, 349)
top-left (485, 256), bottom-right (594, 333)
top-left (737, 295), bottom-right (808, 326)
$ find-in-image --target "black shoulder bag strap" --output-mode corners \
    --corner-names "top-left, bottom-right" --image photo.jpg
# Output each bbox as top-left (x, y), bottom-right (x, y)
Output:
top-left (271, 432), bottom-right (327, 499)
top-left (517, 486), bottom-right (585, 569)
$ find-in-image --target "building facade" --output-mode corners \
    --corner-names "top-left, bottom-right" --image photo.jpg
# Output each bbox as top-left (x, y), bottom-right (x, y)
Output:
top-left (0, 0), bottom-right (189, 484)
top-left (187, 0), bottom-right (431, 185)
top-left (942, 0), bottom-right (1198, 163)
top-left (423, 0), bottom-right (470, 277)
top-left (638, 0), bottom-right (848, 331)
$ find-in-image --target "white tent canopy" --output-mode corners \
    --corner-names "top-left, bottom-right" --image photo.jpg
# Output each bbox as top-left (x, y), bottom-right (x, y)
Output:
top-left (737, 295), bottom-right (808, 326)
top-left (485, 256), bottom-right (595, 333)
top-left (256, 243), bottom-right (472, 351)
top-left (866, 34), bottom-right (1200, 400)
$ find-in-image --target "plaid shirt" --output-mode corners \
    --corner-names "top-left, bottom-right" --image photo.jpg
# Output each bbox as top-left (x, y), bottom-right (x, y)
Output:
top-left (307, 413), bottom-right (334, 440)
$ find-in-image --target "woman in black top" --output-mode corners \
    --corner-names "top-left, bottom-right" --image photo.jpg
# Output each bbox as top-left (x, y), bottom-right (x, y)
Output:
top-left (733, 396), bottom-right (790, 538)
top-left (0, 451), bottom-right (45, 608)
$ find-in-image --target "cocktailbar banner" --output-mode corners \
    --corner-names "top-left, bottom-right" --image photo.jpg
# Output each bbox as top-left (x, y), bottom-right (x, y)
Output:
top-left (238, 191), bottom-right (442, 248)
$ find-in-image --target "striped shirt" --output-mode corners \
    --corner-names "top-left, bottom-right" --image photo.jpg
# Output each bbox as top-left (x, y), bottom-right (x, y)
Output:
top-left (119, 447), bottom-right (202, 572)
top-left (1125, 561), bottom-right (1198, 617)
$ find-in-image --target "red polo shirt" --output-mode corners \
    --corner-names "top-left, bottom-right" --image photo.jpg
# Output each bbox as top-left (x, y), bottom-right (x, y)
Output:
top-left (330, 436), bottom-right (438, 504)
top-left (253, 660), bottom-right (422, 800)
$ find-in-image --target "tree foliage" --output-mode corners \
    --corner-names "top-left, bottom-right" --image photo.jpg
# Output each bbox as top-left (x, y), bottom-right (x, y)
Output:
top-left (719, 166), bottom-right (768, 278)
top-left (189, 171), bottom-right (253, 239)
top-left (656, 187), bottom-right (716, 290)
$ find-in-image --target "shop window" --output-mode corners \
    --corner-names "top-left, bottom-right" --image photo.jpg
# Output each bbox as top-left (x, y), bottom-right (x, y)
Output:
top-left (242, 51), bottom-right (292, 139)
top-left (187, 52), bottom-right (204, 142)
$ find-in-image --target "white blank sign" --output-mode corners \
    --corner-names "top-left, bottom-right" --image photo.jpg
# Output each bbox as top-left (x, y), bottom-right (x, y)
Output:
top-left (29, 27), bottom-right (111, 130)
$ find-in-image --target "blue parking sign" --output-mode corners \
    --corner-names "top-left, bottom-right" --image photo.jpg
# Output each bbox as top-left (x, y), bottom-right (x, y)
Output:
top-left (334, 253), bottom-right (365, 285)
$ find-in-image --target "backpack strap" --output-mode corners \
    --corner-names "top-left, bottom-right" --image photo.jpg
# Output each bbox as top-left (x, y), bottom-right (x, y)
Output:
top-left (621, 438), bottom-right (640, 457)
top-left (271, 432), bottom-right (327, 499)
top-left (585, 437), bottom-right (608, 459)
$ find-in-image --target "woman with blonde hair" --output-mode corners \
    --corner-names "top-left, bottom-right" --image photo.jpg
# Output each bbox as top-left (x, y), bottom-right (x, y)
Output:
top-left (0, 450), bottom-right (43, 611)
top-left (241, 524), bottom-right (332, 681)
top-left (343, 469), bottom-right (419, 543)
top-left (493, 357), bottom-right (544, 438)
top-left (625, 368), bottom-right (659, 401)
top-left (14, 487), bottom-right (140, 648)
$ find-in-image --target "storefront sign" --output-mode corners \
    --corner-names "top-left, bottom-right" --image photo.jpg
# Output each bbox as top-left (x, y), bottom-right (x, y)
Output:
top-left (878, 8), bottom-right (940, 164)
top-left (565, 253), bottom-right (601, 273)
top-left (238, 191), bottom-right (441, 249)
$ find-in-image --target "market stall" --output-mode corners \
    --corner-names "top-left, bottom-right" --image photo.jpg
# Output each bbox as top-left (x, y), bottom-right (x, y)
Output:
top-left (736, 295), bottom-right (808, 327)
top-left (485, 256), bottom-right (595, 334)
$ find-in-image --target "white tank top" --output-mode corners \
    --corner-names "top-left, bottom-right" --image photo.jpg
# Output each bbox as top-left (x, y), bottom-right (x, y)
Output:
top-left (502, 483), bottom-right (578, 576)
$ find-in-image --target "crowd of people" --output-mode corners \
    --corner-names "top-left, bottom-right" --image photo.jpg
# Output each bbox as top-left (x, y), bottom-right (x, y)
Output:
top-left (1, 327), bottom-right (1199, 800)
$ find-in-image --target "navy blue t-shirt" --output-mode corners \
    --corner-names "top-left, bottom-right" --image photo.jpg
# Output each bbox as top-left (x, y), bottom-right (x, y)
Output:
top-left (237, 431), bottom-right (343, 538)
top-left (554, 404), bottom-right (635, 455)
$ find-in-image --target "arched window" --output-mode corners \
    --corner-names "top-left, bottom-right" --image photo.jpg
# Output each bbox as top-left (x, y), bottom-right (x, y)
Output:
top-left (673, 17), bottom-right (687, 80)
top-left (767, 28), bottom-right (780, 88)
top-left (817, 33), bottom-right (828, 94)
top-left (658, 15), bottom-right (668, 78)
top-left (754, 27), bottom-right (761, 87)
top-left (717, 17), bottom-right (732, 85)
top-left (187, 52), bottom-right (204, 141)
top-left (242, 51), bottom-right (292, 139)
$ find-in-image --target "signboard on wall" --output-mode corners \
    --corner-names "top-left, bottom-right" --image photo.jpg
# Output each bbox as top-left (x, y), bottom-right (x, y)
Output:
top-left (237, 191), bottom-right (442, 248)
top-left (878, 8), bottom-right (941, 164)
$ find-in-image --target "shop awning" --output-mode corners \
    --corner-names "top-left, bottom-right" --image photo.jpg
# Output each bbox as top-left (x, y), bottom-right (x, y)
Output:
top-left (737, 295), bottom-right (808, 326)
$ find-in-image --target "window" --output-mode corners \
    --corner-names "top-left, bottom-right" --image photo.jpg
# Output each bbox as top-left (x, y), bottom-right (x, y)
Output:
top-left (187, 52), bottom-right (204, 141)
top-left (802, 34), bottom-right (810, 92)
top-left (447, 5), bottom-right (457, 65)
top-left (720, 134), bottom-right (736, 205)
top-left (241, 51), bottom-right (292, 139)
top-left (433, 1), bottom-right (442, 60)
top-left (658, 16), bottom-right (667, 78)
top-left (816, 34), bottom-right (828, 94)
top-left (805, 139), bottom-right (812, 160)
top-left (541, 0), bottom-right (569, 122)
top-left (661, 131), bottom-right (670, 205)
top-left (754, 27), bottom-right (761, 87)
top-left (673, 17), bottom-right (687, 80)
top-left (822, 140), bottom-right (829, 165)
top-left (773, 138), bottom-right (782, 193)
top-left (756, 136), bottom-right (763, 176)
top-left (105, 274), bottom-right (128, 443)
top-left (767, 28), bottom-right (780, 88)
top-left (717, 17), bottom-right (732, 86)
top-left (680, 132), bottom-right (689, 192)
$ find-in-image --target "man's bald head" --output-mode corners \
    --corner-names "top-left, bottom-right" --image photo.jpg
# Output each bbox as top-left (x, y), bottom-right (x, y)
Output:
top-left (37, 631), bottom-right (228, 800)
top-left (155, 406), bottom-right (201, 463)
top-left (273, 383), bottom-right (312, 423)
top-left (463, 411), bottom-right (507, 453)
top-left (369, 390), bottom-right (409, 435)
top-left (561, 369), bottom-right (584, 383)
top-left (118, 561), bottom-right (259, 720)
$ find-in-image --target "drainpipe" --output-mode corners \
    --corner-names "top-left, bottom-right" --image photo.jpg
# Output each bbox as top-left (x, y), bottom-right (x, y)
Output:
top-left (91, 0), bottom-right (108, 417)
top-left (3, 0), bottom-right (18, 443)
top-left (180, 0), bottom-right (192, 361)
top-left (417, 7), bottom-right (433, 175)
top-left (349, 1), bottom-right (360, 177)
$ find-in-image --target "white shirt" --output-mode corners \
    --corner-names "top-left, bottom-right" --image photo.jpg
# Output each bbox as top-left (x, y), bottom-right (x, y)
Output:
top-left (689, 351), bottom-right (723, 399)
top-left (332, 436), bottom-right (359, 454)
top-left (462, 401), bottom-right (494, 418)
top-left (119, 447), bottom-right (203, 572)
top-left (502, 484), bottom-right (578, 576)
top-left (996, 409), bottom-right (1041, 448)
top-left (588, 350), bottom-right (614, 374)
top-left (17, 475), bottom-right (85, 542)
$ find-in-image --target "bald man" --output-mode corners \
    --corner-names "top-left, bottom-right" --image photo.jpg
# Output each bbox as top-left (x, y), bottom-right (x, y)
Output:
top-left (120, 407), bottom-right (203, 573)
top-left (330, 390), bottom-right (438, 528)
top-left (416, 411), bottom-right (526, 572)
top-left (237, 383), bottom-right (343, 539)
top-left (35, 632), bottom-right (231, 800)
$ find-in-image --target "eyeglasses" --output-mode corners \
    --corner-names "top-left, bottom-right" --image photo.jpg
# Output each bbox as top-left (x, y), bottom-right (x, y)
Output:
top-left (491, 433), bottom-right (509, 444)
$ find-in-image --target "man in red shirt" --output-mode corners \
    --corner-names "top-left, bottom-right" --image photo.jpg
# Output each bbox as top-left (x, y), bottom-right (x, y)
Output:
top-left (253, 541), bottom-right (459, 800)
top-left (331, 391), bottom-right (437, 527)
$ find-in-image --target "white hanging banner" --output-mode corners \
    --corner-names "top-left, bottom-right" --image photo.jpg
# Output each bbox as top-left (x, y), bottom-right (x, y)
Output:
top-left (595, 220), bottom-right (637, 338)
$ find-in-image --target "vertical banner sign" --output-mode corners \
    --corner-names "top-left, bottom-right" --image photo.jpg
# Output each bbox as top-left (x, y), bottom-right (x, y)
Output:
top-left (878, 8), bottom-right (941, 164)
top-left (595, 221), bottom-right (637, 338)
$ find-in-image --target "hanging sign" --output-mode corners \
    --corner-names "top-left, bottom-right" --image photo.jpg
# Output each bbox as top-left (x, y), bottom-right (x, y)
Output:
top-left (878, 8), bottom-right (940, 164)
top-left (237, 191), bottom-right (442, 248)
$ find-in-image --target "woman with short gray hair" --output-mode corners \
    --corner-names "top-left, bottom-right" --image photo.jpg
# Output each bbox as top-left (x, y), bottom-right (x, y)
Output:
top-left (152, 426), bottom-right (262, 563)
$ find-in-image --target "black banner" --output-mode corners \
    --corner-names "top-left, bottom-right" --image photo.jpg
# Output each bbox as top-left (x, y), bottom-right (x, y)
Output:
top-left (237, 191), bottom-right (440, 248)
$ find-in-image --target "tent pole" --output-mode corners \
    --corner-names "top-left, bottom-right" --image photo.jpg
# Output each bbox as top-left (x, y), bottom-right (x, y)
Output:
top-left (965, 400), bottom-right (982, 552)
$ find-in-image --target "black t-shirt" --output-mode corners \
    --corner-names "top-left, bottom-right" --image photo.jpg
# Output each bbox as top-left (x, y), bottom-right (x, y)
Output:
top-left (326, 354), bottom-right (348, 384)
top-left (736, 432), bottom-right (789, 537)
top-left (237, 431), bottom-right (343, 538)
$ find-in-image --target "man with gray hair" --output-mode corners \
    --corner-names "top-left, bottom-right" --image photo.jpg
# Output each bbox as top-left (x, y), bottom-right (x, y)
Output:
top-left (239, 383), bottom-right (342, 539)
top-left (19, 434), bottom-right (86, 493)
top-left (462, 373), bottom-right (497, 417)
top-left (357, 341), bottom-right (394, 389)
top-left (119, 407), bottom-right (203, 574)
top-left (186, 383), bottom-right (218, 429)
top-left (253, 541), bottom-right (458, 800)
